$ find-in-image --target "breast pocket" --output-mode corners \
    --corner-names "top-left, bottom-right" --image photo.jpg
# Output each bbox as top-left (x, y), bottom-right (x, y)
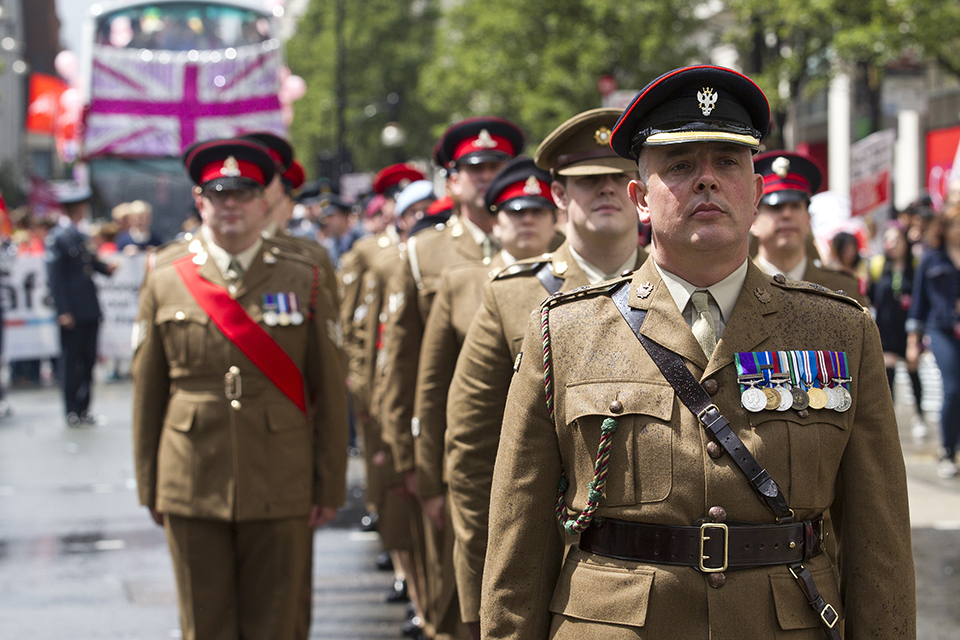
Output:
top-left (156, 306), bottom-right (209, 368)
top-left (562, 380), bottom-right (675, 507)
top-left (748, 409), bottom-right (850, 510)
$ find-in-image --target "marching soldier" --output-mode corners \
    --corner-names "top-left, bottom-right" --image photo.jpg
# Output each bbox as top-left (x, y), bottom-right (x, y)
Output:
top-left (481, 66), bottom-right (914, 638)
top-left (444, 108), bottom-right (646, 637)
top-left (132, 138), bottom-right (349, 640)
top-left (414, 158), bottom-right (561, 638)
top-left (379, 117), bottom-right (524, 640)
top-left (751, 150), bottom-right (868, 306)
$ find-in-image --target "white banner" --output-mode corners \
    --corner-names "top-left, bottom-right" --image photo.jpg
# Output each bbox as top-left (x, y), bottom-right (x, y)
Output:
top-left (2, 253), bottom-right (146, 361)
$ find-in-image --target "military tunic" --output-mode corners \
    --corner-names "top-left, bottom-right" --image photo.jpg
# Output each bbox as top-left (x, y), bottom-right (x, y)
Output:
top-left (445, 243), bottom-right (645, 622)
top-left (132, 235), bottom-right (349, 640)
top-left (481, 259), bottom-right (914, 639)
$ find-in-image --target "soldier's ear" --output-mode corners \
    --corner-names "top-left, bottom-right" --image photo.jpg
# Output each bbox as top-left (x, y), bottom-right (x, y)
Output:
top-left (550, 180), bottom-right (567, 212)
top-left (628, 180), bottom-right (650, 225)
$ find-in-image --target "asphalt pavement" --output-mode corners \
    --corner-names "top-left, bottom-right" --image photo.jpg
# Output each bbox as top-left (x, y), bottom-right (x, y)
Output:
top-left (0, 367), bottom-right (957, 639)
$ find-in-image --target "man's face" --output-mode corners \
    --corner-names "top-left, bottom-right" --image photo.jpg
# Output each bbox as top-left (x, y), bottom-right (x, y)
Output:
top-left (629, 142), bottom-right (763, 259)
top-left (195, 186), bottom-right (268, 247)
top-left (450, 161), bottom-right (506, 212)
top-left (751, 200), bottom-right (811, 254)
top-left (396, 198), bottom-right (433, 233)
top-left (493, 207), bottom-right (556, 260)
top-left (551, 171), bottom-right (636, 241)
top-left (321, 210), bottom-right (350, 236)
top-left (262, 176), bottom-right (285, 222)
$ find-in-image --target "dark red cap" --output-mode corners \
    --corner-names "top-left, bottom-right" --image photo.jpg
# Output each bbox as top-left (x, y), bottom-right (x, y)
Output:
top-left (754, 151), bottom-right (823, 206)
top-left (373, 164), bottom-right (426, 196)
top-left (425, 195), bottom-right (453, 216)
top-left (184, 138), bottom-right (276, 189)
top-left (281, 159), bottom-right (306, 190)
top-left (238, 132), bottom-right (294, 172)
top-left (438, 117), bottom-right (524, 168)
top-left (484, 157), bottom-right (553, 213)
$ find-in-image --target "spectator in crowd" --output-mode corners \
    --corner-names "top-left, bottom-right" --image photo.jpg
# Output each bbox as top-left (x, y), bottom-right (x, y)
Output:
top-left (116, 200), bottom-right (163, 253)
top-left (908, 203), bottom-right (960, 478)
top-left (318, 196), bottom-right (363, 267)
top-left (869, 220), bottom-right (928, 440)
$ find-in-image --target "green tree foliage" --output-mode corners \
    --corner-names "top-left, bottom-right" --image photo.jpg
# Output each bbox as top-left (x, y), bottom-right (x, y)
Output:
top-left (286, 0), bottom-right (440, 174)
top-left (419, 0), bottom-right (705, 150)
top-left (287, 0), bottom-right (706, 171)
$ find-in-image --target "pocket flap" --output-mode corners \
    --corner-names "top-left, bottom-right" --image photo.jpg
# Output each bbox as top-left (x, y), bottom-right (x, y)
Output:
top-left (770, 566), bottom-right (843, 630)
top-left (563, 380), bottom-right (673, 425)
top-left (549, 555), bottom-right (654, 628)
top-left (164, 398), bottom-right (197, 433)
top-left (749, 404), bottom-right (849, 431)
top-left (156, 305), bottom-right (209, 325)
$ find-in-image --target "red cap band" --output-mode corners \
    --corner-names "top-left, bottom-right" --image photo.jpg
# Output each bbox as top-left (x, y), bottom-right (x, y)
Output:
top-left (494, 179), bottom-right (552, 207)
top-left (199, 158), bottom-right (266, 186)
top-left (763, 172), bottom-right (811, 196)
top-left (453, 132), bottom-right (515, 163)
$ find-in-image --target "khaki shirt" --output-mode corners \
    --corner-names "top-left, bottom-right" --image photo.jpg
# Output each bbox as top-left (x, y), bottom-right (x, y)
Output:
top-left (481, 259), bottom-right (914, 638)
top-left (132, 235), bottom-right (350, 521)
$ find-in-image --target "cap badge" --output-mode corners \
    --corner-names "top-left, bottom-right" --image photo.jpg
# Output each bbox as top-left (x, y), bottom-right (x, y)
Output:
top-left (697, 87), bottom-right (718, 116)
top-left (523, 175), bottom-right (542, 195)
top-left (473, 129), bottom-right (497, 149)
top-left (594, 126), bottom-right (612, 146)
top-left (398, 178), bottom-right (411, 190)
top-left (772, 157), bottom-right (791, 178)
top-left (221, 155), bottom-right (241, 177)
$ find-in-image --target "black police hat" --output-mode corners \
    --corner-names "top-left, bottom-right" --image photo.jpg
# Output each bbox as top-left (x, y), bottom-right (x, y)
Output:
top-left (238, 132), bottom-right (294, 172)
top-left (610, 65), bottom-right (770, 161)
top-left (319, 194), bottom-right (351, 218)
top-left (438, 116), bottom-right (524, 168)
top-left (183, 138), bottom-right (276, 190)
top-left (484, 156), bottom-right (554, 214)
top-left (754, 150), bottom-right (824, 206)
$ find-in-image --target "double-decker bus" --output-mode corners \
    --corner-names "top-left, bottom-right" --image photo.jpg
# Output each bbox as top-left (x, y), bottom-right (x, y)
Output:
top-left (79, 0), bottom-right (286, 239)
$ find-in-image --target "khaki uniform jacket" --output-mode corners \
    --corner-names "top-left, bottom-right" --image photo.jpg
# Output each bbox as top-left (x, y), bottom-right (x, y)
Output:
top-left (413, 253), bottom-right (508, 500)
top-left (803, 260), bottom-right (870, 307)
top-left (446, 243), bottom-right (646, 622)
top-left (380, 220), bottom-right (487, 474)
top-left (481, 259), bottom-right (915, 639)
top-left (132, 236), bottom-right (350, 521)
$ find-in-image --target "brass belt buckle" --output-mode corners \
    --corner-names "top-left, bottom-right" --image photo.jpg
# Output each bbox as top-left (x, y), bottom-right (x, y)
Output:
top-left (699, 522), bottom-right (728, 572)
top-left (224, 367), bottom-right (242, 400)
top-left (819, 603), bottom-right (839, 629)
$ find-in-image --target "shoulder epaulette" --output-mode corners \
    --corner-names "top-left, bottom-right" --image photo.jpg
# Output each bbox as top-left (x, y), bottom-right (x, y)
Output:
top-left (492, 257), bottom-right (551, 281)
top-left (262, 240), bottom-right (316, 269)
top-left (770, 275), bottom-right (864, 310)
top-left (148, 238), bottom-right (192, 270)
top-left (541, 273), bottom-right (630, 310)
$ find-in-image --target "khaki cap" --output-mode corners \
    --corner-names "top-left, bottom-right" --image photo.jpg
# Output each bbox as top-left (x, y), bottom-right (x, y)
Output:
top-left (534, 108), bottom-right (637, 177)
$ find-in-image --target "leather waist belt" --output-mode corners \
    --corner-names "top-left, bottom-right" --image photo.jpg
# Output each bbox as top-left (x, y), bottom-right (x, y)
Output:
top-left (579, 516), bottom-right (824, 573)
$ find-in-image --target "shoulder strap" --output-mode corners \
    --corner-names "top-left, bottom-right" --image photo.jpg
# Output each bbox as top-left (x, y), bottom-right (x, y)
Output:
top-left (609, 282), bottom-right (792, 522)
top-left (173, 255), bottom-right (306, 414)
top-left (535, 262), bottom-right (564, 295)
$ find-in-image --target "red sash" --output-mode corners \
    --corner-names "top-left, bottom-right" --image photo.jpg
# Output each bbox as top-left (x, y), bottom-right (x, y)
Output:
top-left (173, 255), bottom-right (307, 414)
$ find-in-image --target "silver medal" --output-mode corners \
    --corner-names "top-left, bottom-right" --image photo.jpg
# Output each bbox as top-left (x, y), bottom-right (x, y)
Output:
top-left (742, 387), bottom-right (766, 412)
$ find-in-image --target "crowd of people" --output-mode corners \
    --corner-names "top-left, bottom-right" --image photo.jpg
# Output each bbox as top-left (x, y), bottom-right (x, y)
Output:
top-left (7, 63), bottom-right (960, 640)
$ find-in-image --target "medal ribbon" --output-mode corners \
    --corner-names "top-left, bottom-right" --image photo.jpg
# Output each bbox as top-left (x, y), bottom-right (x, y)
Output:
top-left (755, 351), bottom-right (774, 386)
top-left (277, 293), bottom-right (290, 316)
top-left (804, 351), bottom-right (818, 390)
top-left (736, 352), bottom-right (760, 394)
top-left (836, 351), bottom-right (850, 389)
top-left (289, 292), bottom-right (301, 315)
top-left (787, 351), bottom-right (802, 389)
top-left (173, 256), bottom-right (307, 414)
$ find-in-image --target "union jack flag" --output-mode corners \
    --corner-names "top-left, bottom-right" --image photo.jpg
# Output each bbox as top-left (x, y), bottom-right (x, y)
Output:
top-left (83, 42), bottom-right (284, 158)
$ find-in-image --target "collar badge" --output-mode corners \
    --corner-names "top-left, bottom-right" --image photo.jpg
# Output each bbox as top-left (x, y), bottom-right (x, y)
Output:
top-left (523, 175), bottom-right (542, 195)
top-left (221, 155), bottom-right (241, 177)
top-left (755, 287), bottom-right (772, 304)
top-left (637, 281), bottom-right (654, 299)
top-left (772, 157), bottom-right (791, 178)
top-left (697, 87), bottom-right (718, 116)
top-left (473, 129), bottom-right (497, 148)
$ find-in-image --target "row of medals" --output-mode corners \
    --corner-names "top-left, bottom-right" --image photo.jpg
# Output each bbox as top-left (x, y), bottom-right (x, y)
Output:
top-left (738, 374), bottom-right (852, 413)
top-left (262, 293), bottom-right (304, 327)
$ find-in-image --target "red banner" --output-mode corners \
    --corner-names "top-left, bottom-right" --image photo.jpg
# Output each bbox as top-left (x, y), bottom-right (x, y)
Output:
top-left (926, 125), bottom-right (960, 212)
top-left (26, 73), bottom-right (67, 135)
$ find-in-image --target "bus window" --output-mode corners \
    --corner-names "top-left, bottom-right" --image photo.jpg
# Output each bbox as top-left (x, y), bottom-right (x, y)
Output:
top-left (94, 2), bottom-right (271, 51)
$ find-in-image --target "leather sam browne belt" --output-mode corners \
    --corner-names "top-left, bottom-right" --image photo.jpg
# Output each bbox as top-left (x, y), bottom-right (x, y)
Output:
top-left (579, 516), bottom-right (824, 573)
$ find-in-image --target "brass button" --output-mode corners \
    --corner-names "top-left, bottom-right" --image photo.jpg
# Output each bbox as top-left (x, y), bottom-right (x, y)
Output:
top-left (797, 409), bottom-right (810, 418)
top-left (702, 379), bottom-right (718, 395)
top-left (231, 400), bottom-right (241, 410)
top-left (707, 572), bottom-right (726, 589)
top-left (175, 311), bottom-right (186, 321)
top-left (609, 400), bottom-right (623, 414)
top-left (708, 506), bottom-right (727, 523)
top-left (773, 273), bottom-right (786, 284)
top-left (229, 366), bottom-right (240, 375)
top-left (707, 441), bottom-right (723, 459)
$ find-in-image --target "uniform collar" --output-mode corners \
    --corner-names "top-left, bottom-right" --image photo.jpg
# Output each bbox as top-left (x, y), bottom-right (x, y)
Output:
top-left (655, 258), bottom-right (748, 325)
top-left (569, 245), bottom-right (640, 285)
top-left (756, 253), bottom-right (806, 282)
top-left (460, 214), bottom-right (495, 248)
top-left (201, 225), bottom-right (263, 277)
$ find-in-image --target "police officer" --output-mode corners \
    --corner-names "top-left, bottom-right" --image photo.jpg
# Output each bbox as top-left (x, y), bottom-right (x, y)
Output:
top-left (445, 109), bottom-right (646, 637)
top-left (45, 184), bottom-right (117, 426)
top-left (481, 66), bottom-right (914, 638)
top-left (132, 138), bottom-right (349, 640)
top-left (751, 150), bottom-right (868, 305)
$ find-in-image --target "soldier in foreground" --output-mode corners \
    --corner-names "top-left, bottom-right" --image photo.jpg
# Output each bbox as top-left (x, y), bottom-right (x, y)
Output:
top-left (481, 66), bottom-right (914, 639)
top-left (132, 138), bottom-right (349, 640)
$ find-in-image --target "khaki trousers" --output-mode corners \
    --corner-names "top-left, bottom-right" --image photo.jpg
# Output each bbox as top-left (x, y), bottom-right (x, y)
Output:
top-left (164, 515), bottom-right (312, 640)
